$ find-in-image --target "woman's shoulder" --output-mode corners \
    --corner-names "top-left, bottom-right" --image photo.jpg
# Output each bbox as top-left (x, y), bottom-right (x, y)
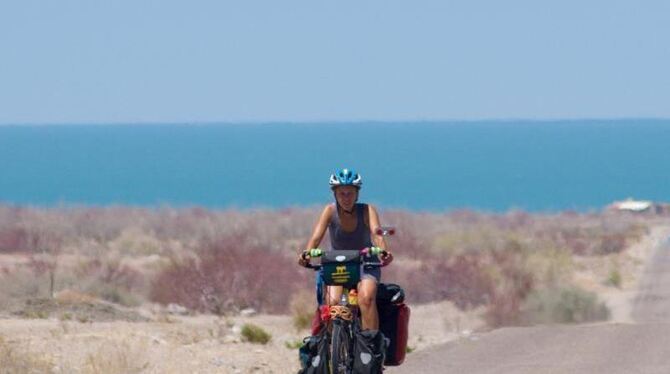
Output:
top-left (316, 204), bottom-right (336, 225)
top-left (359, 202), bottom-right (376, 210)
top-left (322, 203), bottom-right (336, 215)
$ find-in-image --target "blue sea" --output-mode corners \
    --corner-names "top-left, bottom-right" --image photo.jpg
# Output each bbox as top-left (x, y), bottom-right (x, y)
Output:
top-left (1, 120), bottom-right (669, 212)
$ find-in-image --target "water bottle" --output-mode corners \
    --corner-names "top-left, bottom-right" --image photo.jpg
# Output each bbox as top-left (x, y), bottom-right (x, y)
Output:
top-left (348, 289), bottom-right (358, 305)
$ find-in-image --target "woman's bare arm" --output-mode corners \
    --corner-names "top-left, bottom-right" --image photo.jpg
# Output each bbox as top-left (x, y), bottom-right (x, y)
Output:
top-left (367, 204), bottom-right (389, 251)
top-left (298, 204), bottom-right (333, 265)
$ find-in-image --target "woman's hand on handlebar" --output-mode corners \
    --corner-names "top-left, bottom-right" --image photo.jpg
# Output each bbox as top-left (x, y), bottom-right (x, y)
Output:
top-left (299, 248), bottom-right (323, 267)
top-left (380, 250), bottom-right (394, 265)
top-left (298, 251), bottom-right (310, 267)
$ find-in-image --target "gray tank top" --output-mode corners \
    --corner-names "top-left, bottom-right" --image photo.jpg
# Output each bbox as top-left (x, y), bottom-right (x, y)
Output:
top-left (329, 203), bottom-right (373, 251)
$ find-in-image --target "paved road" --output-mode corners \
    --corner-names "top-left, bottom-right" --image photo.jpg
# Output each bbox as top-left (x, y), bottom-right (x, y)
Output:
top-left (390, 235), bottom-right (670, 374)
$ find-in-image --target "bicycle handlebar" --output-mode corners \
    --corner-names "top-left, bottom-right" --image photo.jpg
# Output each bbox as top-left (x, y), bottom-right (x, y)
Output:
top-left (374, 226), bottom-right (396, 237)
top-left (301, 247), bottom-right (389, 271)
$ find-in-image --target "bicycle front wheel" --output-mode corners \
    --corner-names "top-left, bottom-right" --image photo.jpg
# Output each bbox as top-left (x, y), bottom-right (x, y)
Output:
top-left (330, 319), bottom-right (351, 374)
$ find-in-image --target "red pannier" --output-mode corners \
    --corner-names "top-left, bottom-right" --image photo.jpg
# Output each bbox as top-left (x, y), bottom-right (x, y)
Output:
top-left (377, 283), bottom-right (410, 366)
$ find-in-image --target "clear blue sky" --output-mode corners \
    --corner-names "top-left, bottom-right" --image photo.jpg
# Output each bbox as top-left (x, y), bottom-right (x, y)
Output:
top-left (1, 1), bottom-right (669, 124)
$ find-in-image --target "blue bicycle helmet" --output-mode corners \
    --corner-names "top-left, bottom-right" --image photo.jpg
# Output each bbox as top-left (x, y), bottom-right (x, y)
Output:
top-left (329, 168), bottom-right (362, 189)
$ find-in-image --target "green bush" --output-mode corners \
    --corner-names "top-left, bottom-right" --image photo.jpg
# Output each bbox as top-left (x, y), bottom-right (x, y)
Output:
top-left (241, 323), bottom-right (272, 344)
top-left (522, 286), bottom-right (610, 325)
top-left (284, 339), bottom-right (303, 349)
top-left (606, 269), bottom-right (622, 288)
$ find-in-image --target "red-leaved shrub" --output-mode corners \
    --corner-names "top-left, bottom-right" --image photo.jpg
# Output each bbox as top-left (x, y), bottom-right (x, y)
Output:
top-left (0, 228), bottom-right (29, 253)
top-left (150, 234), bottom-right (308, 314)
top-left (385, 253), bottom-right (493, 309)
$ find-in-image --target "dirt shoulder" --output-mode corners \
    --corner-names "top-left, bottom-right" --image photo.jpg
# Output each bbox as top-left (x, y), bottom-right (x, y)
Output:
top-left (0, 295), bottom-right (491, 374)
top-left (573, 224), bottom-right (670, 323)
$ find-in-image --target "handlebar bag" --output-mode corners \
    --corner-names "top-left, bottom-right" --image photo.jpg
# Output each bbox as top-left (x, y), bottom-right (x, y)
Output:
top-left (321, 250), bottom-right (361, 288)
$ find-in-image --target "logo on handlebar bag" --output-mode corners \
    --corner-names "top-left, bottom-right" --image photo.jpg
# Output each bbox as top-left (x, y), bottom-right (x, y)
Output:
top-left (332, 265), bottom-right (350, 284)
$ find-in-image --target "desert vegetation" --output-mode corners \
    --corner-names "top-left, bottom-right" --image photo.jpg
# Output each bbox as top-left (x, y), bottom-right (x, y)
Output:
top-left (0, 334), bottom-right (57, 374)
top-left (0, 204), bottom-right (654, 328)
top-left (0, 204), bottom-right (663, 372)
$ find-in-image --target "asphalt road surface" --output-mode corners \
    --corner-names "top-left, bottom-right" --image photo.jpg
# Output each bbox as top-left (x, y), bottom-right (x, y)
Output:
top-left (390, 235), bottom-right (670, 374)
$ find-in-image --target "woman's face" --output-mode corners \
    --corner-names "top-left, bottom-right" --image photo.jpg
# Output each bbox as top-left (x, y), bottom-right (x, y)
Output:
top-left (334, 186), bottom-right (358, 210)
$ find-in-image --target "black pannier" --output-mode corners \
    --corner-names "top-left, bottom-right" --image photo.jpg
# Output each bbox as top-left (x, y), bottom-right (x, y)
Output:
top-left (298, 328), bottom-right (330, 374)
top-left (376, 283), bottom-right (405, 305)
top-left (352, 329), bottom-right (388, 374)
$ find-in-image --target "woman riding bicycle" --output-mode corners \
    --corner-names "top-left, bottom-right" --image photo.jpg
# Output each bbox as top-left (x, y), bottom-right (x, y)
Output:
top-left (298, 168), bottom-right (393, 331)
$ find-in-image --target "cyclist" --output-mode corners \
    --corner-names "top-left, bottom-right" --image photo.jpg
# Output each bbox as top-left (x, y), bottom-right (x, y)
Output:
top-left (298, 168), bottom-right (393, 331)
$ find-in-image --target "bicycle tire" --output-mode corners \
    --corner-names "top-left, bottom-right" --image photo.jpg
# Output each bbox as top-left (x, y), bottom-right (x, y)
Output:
top-left (330, 319), bottom-right (351, 374)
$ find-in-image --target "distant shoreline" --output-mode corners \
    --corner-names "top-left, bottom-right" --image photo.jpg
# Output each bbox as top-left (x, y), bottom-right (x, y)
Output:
top-left (1, 117), bottom-right (670, 127)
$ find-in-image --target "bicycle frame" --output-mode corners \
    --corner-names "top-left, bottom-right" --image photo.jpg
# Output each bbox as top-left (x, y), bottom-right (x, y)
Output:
top-left (304, 248), bottom-right (387, 374)
top-left (300, 227), bottom-right (395, 373)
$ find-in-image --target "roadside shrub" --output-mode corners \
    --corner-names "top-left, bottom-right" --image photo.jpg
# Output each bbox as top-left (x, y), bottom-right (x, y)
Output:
top-left (606, 268), bottom-right (622, 288)
top-left (597, 234), bottom-right (627, 255)
top-left (443, 254), bottom-right (495, 309)
top-left (521, 286), bottom-right (610, 325)
top-left (289, 290), bottom-right (315, 330)
top-left (241, 323), bottom-right (272, 344)
top-left (150, 234), bottom-right (306, 314)
top-left (0, 228), bottom-right (29, 253)
top-left (526, 246), bottom-right (573, 288)
top-left (284, 339), bottom-right (303, 349)
top-left (483, 247), bottom-right (534, 327)
top-left (76, 258), bottom-right (145, 306)
top-left (388, 253), bottom-right (493, 308)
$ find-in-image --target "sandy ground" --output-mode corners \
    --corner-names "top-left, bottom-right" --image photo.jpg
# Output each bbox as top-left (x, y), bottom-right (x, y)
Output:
top-left (1, 225), bottom-right (667, 374)
top-left (572, 224), bottom-right (670, 323)
top-left (0, 294), bottom-right (629, 374)
top-left (0, 300), bottom-right (485, 374)
top-left (0, 289), bottom-right (492, 374)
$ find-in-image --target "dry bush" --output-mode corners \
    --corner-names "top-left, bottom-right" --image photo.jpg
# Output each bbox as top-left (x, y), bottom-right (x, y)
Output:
top-left (386, 233), bottom-right (535, 326)
top-left (75, 257), bottom-right (145, 307)
top-left (387, 254), bottom-right (492, 308)
top-left (0, 268), bottom-right (47, 311)
top-left (241, 323), bottom-right (272, 344)
top-left (0, 227), bottom-right (30, 253)
top-left (150, 234), bottom-right (308, 314)
top-left (107, 228), bottom-right (163, 256)
top-left (0, 335), bottom-right (57, 373)
top-left (83, 341), bottom-right (149, 374)
top-left (521, 286), bottom-right (610, 325)
top-left (289, 290), bottom-right (316, 330)
top-left (526, 246), bottom-right (574, 287)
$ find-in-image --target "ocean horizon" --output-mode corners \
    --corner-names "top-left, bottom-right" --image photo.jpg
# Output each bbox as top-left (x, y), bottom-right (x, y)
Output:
top-left (1, 119), bottom-right (669, 212)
